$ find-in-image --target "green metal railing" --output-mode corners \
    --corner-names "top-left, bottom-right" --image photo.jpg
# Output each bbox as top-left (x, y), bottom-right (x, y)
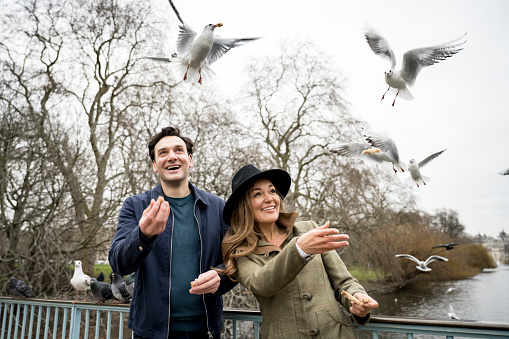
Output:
top-left (2, 297), bottom-right (509, 338)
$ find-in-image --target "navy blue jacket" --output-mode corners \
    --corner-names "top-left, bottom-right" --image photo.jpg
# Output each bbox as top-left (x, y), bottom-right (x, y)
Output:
top-left (109, 183), bottom-right (236, 338)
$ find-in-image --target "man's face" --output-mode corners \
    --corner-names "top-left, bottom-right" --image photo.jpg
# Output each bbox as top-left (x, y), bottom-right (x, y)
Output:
top-left (152, 136), bottom-right (193, 185)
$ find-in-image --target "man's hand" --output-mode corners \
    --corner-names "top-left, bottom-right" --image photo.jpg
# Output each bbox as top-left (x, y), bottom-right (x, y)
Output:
top-left (139, 199), bottom-right (170, 238)
top-left (350, 292), bottom-right (379, 318)
top-left (189, 270), bottom-right (221, 295)
top-left (296, 221), bottom-right (349, 254)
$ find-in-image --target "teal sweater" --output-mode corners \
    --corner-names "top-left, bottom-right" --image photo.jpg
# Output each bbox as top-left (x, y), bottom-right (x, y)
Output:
top-left (167, 193), bottom-right (206, 331)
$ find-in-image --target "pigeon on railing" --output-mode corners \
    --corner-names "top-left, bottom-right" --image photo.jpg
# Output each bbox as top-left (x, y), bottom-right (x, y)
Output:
top-left (8, 277), bottom-right (36, 298)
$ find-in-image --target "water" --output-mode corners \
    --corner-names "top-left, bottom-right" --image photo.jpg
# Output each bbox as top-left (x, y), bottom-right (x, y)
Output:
top-left (368, 264), bottom-right (509, 323)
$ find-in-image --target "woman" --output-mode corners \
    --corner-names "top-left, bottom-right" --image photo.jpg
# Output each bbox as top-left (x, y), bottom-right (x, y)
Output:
top-left (219, 164), bottom-right (378, 338)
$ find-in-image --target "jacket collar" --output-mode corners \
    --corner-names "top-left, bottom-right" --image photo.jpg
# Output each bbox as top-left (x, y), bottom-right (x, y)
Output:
top-left (251, 211), bottom-right (299, 255)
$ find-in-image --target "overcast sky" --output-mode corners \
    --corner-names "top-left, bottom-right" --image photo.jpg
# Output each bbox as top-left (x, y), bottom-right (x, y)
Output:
top-left (154, 0), bottom-right (509, 237)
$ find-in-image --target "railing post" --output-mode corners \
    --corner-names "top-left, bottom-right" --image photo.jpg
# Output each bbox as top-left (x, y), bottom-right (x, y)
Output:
top-left (69, 305), bottom-right (82, 339)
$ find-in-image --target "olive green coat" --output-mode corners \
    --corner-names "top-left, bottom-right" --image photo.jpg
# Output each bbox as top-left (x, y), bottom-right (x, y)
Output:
top-left (235, 212), bottom-right (369, 339)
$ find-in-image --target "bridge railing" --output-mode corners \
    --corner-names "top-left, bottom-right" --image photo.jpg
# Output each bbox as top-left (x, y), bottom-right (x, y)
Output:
top-left (2, 297), bottom-right (509, 338)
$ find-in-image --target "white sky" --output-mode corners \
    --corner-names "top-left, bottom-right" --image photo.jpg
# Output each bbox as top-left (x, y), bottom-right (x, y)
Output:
top-left (154, 0), bottom-right (509, 237)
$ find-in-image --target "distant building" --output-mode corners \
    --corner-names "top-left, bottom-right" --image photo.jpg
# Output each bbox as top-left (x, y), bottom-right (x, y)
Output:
top-left (473, 231), bottom-right (509, 264)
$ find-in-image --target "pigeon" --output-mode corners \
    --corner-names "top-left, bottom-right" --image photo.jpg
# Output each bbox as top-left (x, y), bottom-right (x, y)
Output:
top-left (499, 168), bottom-right (509, 176)
top-left (363, 129), bottom-right (407, 174)
top-left (433, 243), bottom-right (460, 250)
top-left (408, 149), bottom-right (447, 187)
top-left (149, 0), bottom-right (260, 84)
top-left (364, 26), bottom-right (466, 106)
top-left (70, 260), bottom-right (91, 302)
top-left (395, 254), bottom-right (448, 272)
top-left (125, 273), bottom-right (135, 298)
top-left (111, 272), bottom-right (131, 303)
top-left (97, 271), bottom-right (105, 282)
top-left (8, 277), bottom-right (36, 298)
top-left (448, 304), bottom-right (460, 320)
top-left (85, 278), bottom-right (117, 304)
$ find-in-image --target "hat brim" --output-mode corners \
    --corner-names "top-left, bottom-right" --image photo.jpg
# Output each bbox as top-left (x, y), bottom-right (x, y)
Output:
top-left (223, 169), bottom-right (291, 225)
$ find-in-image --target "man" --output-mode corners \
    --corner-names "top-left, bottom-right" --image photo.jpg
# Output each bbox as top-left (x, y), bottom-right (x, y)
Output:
top-left (109, 126), bottom-right (236, 339)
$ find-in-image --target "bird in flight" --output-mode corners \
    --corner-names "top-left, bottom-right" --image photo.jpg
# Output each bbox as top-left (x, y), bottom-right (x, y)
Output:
top-left (147, 0), bottom-right (260, 85)
top-left (408, 149), bottom-right (447, 187)
top-left (395, 254), bottom-right (448, 272)
top-left (432, 243), bottom-right (460, 250)
top-left (499, 168), bottom-right (509, 176)
top-left (364, 26), bottom-right (466, 106)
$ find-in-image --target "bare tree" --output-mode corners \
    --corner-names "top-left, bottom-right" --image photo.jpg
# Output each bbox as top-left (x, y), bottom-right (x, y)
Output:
top-left (431, 208), bottom-right (465, 238)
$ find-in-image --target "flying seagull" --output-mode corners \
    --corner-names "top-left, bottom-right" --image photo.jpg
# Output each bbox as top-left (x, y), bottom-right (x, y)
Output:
top-left (408, 149), bottom-right (447, 187)
top-left (8, 277), bottom-right (36, 298)
top-left (364, 26), bottom-right (466, 106)
top-left (362, 128), bottom-right (407, 174)
top-left (70, 260), bottom-right (91, 302)
top-left (148, 0), bottom-right (260, 85)
top-left (433, 243), bottom-right (460, 250)
top-left (448, 304), bottom-right (461, 320)
top-left (395, 254), bottom-right (448, 272)
top-left (499, 168), bottom-right (509, 176)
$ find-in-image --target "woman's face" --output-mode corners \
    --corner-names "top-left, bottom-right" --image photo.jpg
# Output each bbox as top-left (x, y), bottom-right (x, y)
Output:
top-left (249, 179), bottom-right (280, 227)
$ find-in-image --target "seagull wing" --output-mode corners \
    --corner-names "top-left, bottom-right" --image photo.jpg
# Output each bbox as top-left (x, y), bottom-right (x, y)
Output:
top-left (432, 244), bottom-right (447, 249)
top-left (395, 254), bottom-right (421, 265)
top-left (167, 0), bottom-right (197, 56)
top-left (328, 142), bottom-right (386, 164)
top-left (499, 168), bottom-right (509, 175)
top-left (418, 149), bottom-right (447, 169)
top-left (206, 36), bottom-right (261, 66)
top-left (364, 27), bottom-right (396, 69)
top-left (363, 129), bottom-right (401, 165)
top-left (425, 255), bottom-right (448, 266)
top-left (401, 33), bottom-right (466, 86)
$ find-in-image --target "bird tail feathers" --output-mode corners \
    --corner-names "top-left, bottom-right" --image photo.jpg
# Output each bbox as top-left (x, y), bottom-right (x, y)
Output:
top-left (172, 57), bottom-right (216, 83)
top-left (390, 87), bottom-right (414, 100)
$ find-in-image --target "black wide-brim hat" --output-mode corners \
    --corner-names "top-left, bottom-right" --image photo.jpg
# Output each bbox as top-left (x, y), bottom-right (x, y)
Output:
top-left (223, 164), bottom-right (291, 225)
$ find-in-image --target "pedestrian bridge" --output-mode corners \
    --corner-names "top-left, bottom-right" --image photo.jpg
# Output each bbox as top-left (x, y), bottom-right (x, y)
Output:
top-left (1, 297), bottom-right (509, 338)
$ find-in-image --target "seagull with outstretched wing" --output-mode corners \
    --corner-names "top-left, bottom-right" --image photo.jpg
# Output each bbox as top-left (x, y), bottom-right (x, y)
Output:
top-left (364, 26), bottom-right (466, 106)
top-left (395, 254), bottom-right (448, 272)
top-left (147, 0), bottom-right (260, 85)
top-left (408, 149), bottom-right (447, 187)
top-left (362, 128), bottom-right (407, 174)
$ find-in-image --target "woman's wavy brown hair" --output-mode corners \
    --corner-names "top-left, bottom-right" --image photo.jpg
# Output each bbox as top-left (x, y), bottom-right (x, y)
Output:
top-left (216, 183), bottom-right (284, 281)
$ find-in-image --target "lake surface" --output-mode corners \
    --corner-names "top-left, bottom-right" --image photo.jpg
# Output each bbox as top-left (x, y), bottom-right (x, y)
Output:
top-left (357, 264), bottom-right (509, 338)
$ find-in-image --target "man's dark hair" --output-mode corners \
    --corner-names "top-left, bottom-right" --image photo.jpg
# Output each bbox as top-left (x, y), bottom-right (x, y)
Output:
top-left (148, 126), bottom-right (194, 162)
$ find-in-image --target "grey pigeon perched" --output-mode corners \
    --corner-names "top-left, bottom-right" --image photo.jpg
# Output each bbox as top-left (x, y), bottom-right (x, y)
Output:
top-left (8, 277), bottom-right (36, 298)
top-left (111, 272), bottom-right (131, 303)
top-left (70, 260), bottom-right (91, 302)
top-left (85, 278), bottom-right (117, 304)
top-left (395, 254), bottom-right (448, 272)
top-left (125, 273), bottom-right (135, 298)
top-left (147, 0), bottom-right (260, 84)
top-left (364, 26), bottom-right (466, 106)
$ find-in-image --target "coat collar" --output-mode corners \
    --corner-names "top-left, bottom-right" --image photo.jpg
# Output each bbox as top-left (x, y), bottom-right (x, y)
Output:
top-left (151, 182), bottom-right (210, 206)
top-left (252, 211), bottom-right (298, 255)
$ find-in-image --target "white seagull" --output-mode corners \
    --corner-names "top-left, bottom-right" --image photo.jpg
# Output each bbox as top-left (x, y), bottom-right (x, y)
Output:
top-left (408, 149), bottom-right (447, 187)
top-left (364, 26), bottom-right (466, 106)
top-left (70, 260), bottom-right (91, 302)
top-left (395, 254), bottom-right (448, 272)
top-left (362, 129), bottom-right (407, 174)
top-left (148, 0), bottom-right (260, 85)
top-left (448, 304), bottom-right (461, 320)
